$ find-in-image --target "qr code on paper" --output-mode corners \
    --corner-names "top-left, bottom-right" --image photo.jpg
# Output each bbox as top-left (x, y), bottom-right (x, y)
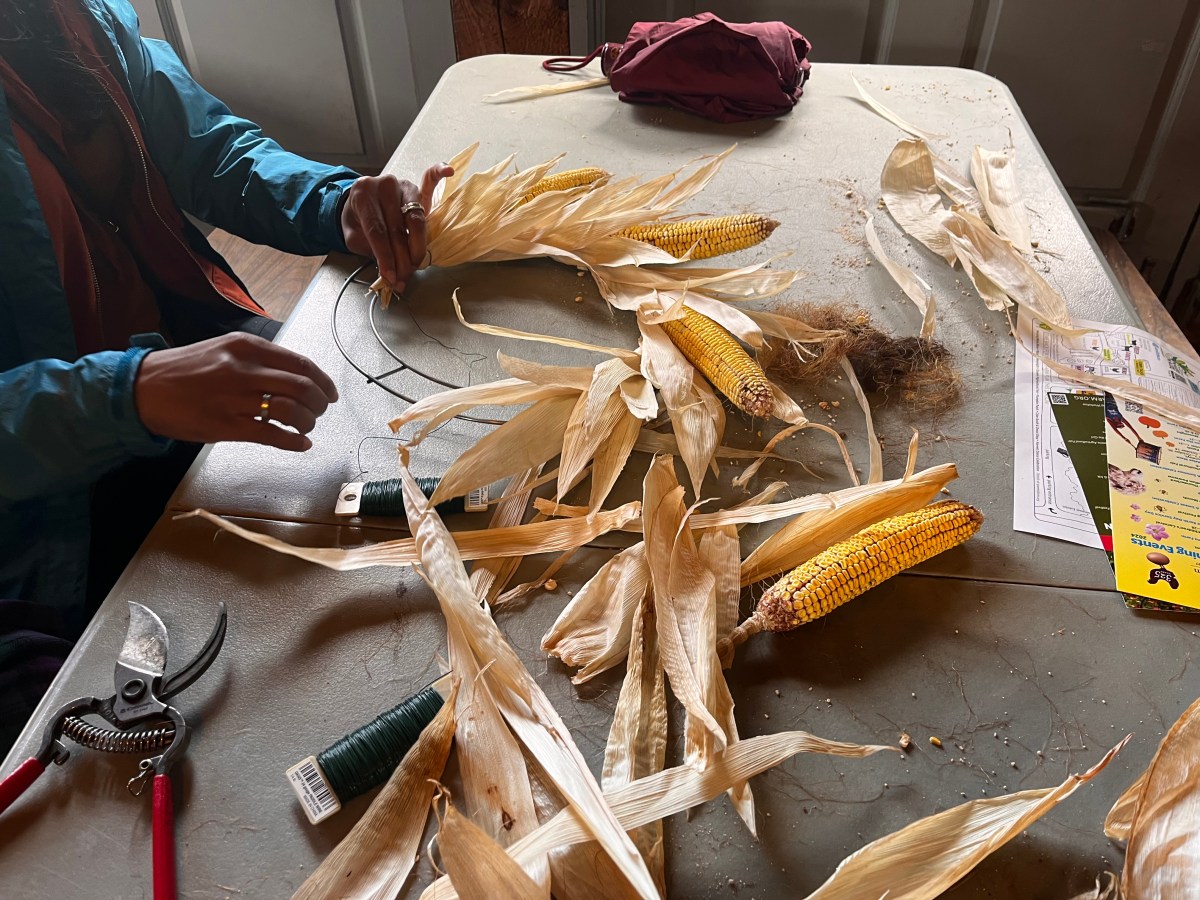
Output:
top-left (1048, 392), bottom-right (1068, 405)
top-left (1124, 400), bottom-right (1144, 413)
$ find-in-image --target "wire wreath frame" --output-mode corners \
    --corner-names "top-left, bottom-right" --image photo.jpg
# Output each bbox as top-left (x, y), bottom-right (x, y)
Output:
top-left (331, 263), bottom-right (505, 427)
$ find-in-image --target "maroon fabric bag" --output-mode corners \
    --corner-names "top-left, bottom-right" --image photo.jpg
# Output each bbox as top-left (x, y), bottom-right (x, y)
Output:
top-left (545, 13), bottom-right (812, 124)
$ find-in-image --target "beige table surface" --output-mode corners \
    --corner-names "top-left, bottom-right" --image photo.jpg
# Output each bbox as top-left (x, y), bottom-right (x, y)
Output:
top-left (2, 57), bottom-right (1191, 899)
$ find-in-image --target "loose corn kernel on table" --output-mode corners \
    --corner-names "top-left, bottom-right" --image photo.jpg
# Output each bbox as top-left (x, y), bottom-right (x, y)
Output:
top-left (2, 58), bottom-right (1195, 899)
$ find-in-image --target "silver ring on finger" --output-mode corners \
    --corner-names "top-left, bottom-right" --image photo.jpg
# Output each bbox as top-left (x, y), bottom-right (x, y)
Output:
top-left (400, 201), bottom-right (424, 216)
top-left (257, 392), bottom-right (272, 422)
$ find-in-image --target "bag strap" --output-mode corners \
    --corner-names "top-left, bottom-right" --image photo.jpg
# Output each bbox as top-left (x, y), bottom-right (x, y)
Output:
top-left (543, 43), bottom-right (609, 72)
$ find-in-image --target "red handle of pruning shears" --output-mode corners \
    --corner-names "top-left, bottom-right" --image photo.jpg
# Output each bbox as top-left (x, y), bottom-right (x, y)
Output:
top-left (152, 775), bottom-right (176, 900)
top-left (0, 758), bottom-right (46, 815)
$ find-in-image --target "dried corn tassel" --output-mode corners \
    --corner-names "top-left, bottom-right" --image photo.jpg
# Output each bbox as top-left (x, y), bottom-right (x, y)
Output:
top-left (614, 214), bottom-right (778, 260)
top-left (660, 306), bottom-right (774, 417)
top-left (721, 501), bottom-right (983, 654)
top-left (520, 166), bottom-right (609, 204)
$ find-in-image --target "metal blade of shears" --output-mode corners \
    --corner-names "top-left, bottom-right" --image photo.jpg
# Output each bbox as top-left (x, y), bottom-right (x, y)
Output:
top-left (118, 602), bottom-right (169, 679)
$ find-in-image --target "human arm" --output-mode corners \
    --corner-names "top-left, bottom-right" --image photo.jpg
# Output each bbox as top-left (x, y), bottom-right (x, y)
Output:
top-left (0, 348), bottom-right (166, 503)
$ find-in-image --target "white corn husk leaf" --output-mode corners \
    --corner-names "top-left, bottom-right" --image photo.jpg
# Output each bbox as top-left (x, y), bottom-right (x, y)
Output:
top-left (602, 594), bottom-right (668, 894)
top-left (930, 153), bottom-right (985, 219)
top-left (541, 542), bottom-right (651, 684)
top-left (944, 210), bottom-right (1086, 335)
top-left (643, 456), bottom-right (725, 750)
top-left (291, 680), bottom-right (459, 900)
top-left (469, 466), bottom-right (544, 604)
top-left (557, 390), bottom-right (626, 501)
top-left (634, 429), bottom-right (785, 464)
top-left (881, 138), bottom-right (956, 263)
top-left (804, 737), bottom-right (1128, 900)
top-left (433, 786), bottom-right (544, 899)
top-left (484, 75), bottom-right (611, 104)
top-left (1104, 771), bottom-right (1147, 842)
top-left (390, 378), bottom-right (578, 444)
top-left (851, 74), bottom-right (946, 142)
top-left (421, 730), bottom-right (895, 900)
top-left (452, 292), bottom-right (640, 366)
top-left (838, 355), bottom-right (884, 483)
top-left (746, 308), bottom-right (844, 344)
top-left (589, 409), bottom-right (643, 511)
top-left (971, 145), bottom-right (1033, 254)
top-left (395, 456), bottom-right (660, 899)
top-left (865, 215), bottom-right (937, 339)
top-left (698, 523), bottom-right (754, 827)
top-left (497, 353), bottom-right (596, 391)
top-left (451, 652), bottom-right (548, 891)
top-left (1122, 696), bottom-right (1200, 898)
top-left (431, 395), bottom-right (578, 505)
top-left (180, 503), bottom-right (641, 570)
top-left (1068, 873), bottom-right (1120, 900)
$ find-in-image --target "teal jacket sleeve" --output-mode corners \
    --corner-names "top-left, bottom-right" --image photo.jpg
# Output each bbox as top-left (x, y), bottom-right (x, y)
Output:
top-left (97, 0), bottom-right (360, 256)
top-left (0, 347), bottom-right (169, 503)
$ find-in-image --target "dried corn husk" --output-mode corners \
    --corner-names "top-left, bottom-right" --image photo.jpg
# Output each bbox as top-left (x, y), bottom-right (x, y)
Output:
top-left (971, 146), bottom-right (1033, 254)
top-left (838, 355), bottom-right (884, 483)
top-left (431, 395), bottom-right (578, 506)
top-left (881, 138), bottom-right (956, 263)
top-left (542, 543), bottom-right (651, 683)
top-left (1104, 771), bottom-right (1146, 842)
top-left (643, 456), bottom-right (725, 749)
top-left (804, 737), bottom-right (1128, 900)
top-left (1121, 696), bottom-right (1200, 898)
top-left (864, 215), bottom-right (937, 339)
top-left (291, 680), bottom-right (459, 900)
top-left (390, 378), bottom-right (578, 444)
top-left (421, 730), bottom-right (895, 900)
top-left (930, 154), bottom-right (985, 218)
top-left (469, 467), bottom-right (544, 604)
top-left (602, 594), bottom-right (668, 893)
top-left (395, 456), bottom-right (659, 898)
top-left (432, 786), bottom-right (544, 899)
top-left (180, 503), bottom-right (640, 569)
top-left (944, 210), bottom-right (1084, 335)
top-left (850, 74), bottom-right (945, 142)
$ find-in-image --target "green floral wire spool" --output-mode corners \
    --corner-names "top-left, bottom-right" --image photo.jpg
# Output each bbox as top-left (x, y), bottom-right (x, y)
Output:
top-left (317, 684), bottom-right (447, 802)
top-left (357, 476), bottom-right (465, 518)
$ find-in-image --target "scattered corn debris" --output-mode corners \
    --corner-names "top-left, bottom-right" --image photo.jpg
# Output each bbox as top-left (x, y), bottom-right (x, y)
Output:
top-left (543, 579), bottom-right (558, 591)
top-left (929, 736), bottom-right (943, 748)
top-left (899, 733), bottom-right (913, 751)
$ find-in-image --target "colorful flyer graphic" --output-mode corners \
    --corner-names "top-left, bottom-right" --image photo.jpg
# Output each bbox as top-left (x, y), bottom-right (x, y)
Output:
top-left (1050, 391), bottom-right (1195, 613)
top-left (1105, 393), bottom-right (1200, 609)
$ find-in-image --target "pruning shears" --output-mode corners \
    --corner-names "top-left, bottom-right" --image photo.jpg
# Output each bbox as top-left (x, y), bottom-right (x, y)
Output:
top-left (0, 601), bottom-right (227, 900)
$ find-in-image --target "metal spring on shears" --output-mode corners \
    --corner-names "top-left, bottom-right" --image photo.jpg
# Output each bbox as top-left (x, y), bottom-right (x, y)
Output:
top-left (61, 716), bottom-right (176, 754)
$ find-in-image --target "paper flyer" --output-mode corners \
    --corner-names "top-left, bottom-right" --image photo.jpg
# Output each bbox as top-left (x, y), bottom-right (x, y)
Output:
top-left (1014, 311), bottom-right (1200, 547)
top-left (1104, 392), bottom-right (1200, 610)
top-left (1049, 391), bottom-right (1193, 613)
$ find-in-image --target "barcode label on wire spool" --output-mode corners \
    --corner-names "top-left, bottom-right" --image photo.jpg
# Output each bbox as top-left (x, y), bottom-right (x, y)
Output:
top-left (465, 485), bottom-right (489, 512)
top-left (286, 756), bottom-right (342, 824)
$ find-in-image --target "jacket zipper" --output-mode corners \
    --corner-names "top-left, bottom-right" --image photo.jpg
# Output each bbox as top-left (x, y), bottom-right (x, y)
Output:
top-left (92, 76), bottom-right (247, 313)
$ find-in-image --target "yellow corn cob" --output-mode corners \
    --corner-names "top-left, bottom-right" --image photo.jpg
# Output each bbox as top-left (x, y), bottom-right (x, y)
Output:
top-left (614, 214), bottom-right (779, 260)
top-left (756, 500), bottom-right (984, 631)
top-left (520, 167), bottom-right (608, 204)
top-left (660, 306), bottom-right (774, 417)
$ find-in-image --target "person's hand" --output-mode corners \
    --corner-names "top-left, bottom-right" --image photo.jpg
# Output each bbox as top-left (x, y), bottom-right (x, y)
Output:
top-left (133, 333), bottom-right (339, 451)
top-left (340, 163), bottom-right (454, 294)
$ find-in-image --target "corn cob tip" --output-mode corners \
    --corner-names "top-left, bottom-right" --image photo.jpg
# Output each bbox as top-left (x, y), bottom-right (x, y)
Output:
top-left (755, 500), bottom-right (984, 633)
